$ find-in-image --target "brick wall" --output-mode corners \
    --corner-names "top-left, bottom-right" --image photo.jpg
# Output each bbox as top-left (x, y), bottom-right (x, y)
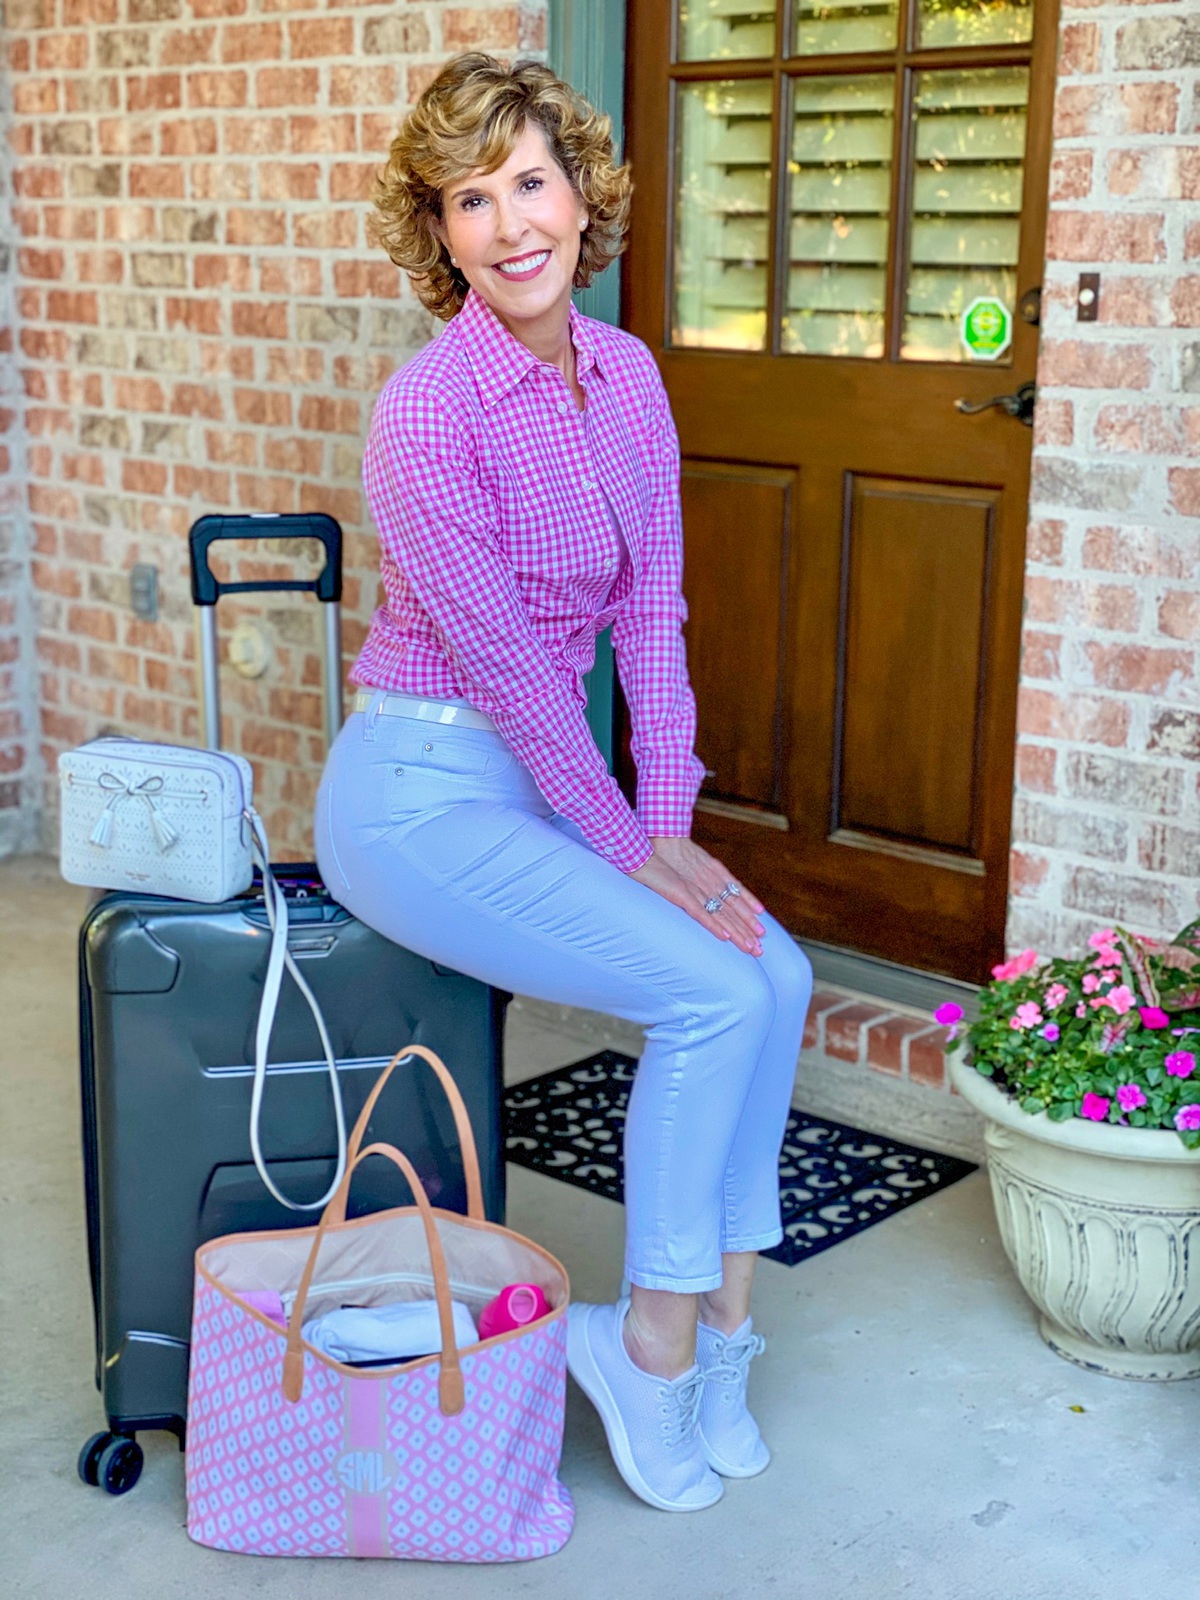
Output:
top-left (1010, 1), bottom-right (1200, 956)
top-left (0, 50), bottom-right (38, 854)
top-left (4, 0), bottom-right (545, 856)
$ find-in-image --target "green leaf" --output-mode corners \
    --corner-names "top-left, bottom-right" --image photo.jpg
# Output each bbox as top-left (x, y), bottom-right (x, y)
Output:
top-left (1047, 1102), bottom-right (1076, 1122)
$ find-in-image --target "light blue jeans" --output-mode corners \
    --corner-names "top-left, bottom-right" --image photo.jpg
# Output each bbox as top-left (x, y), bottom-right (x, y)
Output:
top-left (315, 698), bottom-right (813, 1293)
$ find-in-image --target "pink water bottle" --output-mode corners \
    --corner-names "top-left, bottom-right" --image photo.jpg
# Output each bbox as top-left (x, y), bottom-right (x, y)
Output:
top-left (477, 1283), bottom-right (551, 1340)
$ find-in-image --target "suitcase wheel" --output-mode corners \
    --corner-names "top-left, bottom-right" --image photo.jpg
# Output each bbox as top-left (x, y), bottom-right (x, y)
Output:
top-left (77, 1431), bottom-right (144, 1496)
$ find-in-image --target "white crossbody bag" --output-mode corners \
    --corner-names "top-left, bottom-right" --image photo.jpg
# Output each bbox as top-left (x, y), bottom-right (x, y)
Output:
top-left (58, 510), bottom-right (349, 1212)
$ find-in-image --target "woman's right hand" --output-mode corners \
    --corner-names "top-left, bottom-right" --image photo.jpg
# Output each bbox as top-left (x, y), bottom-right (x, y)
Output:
top-left (629, 841), bottom-right (763, 957)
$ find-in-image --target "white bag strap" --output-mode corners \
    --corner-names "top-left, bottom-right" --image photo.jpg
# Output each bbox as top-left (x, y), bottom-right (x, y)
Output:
top-left (246, 810), bottom-right (347, 1212)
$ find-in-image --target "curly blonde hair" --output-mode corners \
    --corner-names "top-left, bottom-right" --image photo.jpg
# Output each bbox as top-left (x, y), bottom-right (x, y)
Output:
top-left (374, 53), bottom-right (632, 321)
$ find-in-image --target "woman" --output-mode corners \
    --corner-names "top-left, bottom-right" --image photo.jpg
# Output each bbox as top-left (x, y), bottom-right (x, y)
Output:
top-left (315, 53), bottom-right (813, 1515)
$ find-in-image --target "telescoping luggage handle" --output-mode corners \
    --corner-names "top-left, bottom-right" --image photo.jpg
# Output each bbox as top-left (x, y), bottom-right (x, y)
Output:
top-left (188, 512), bottom-right (344, 752)
top-left (187, 511), bottom-right (347, 1213)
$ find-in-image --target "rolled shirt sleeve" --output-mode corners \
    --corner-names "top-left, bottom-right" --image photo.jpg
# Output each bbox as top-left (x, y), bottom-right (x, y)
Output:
top-left (363, 391), bottom-right (654, 873)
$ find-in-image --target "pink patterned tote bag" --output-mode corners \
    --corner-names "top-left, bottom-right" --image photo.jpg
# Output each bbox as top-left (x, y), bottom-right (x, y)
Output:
top-left (186, 1046), bottom-right (574, 1562)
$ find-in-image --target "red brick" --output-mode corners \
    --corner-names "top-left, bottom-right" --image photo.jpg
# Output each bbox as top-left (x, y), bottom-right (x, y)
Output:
top-left (1084, 583), bottom-right (1141, 633)
top-left (1045, 211), bottom-right (1166, 264)
top-left (1119, 80), bottom-right (1178, 134)
top-left (1097, 276), bottom-right (1165, 327)
top-left (46, 290), bottom-right (99, 324)
top-left (205, 428), bottom-right (259, 466)
top-left (1038, 339), bottom-right (1152, 390)
top-left (1022, 630), bottom-right (1061, 680)
top-left (299, 484), bottom-right (361, 525)
top-left (169, 383), bottom-right (224, 419)
top-left (1058, 21), bottom-right (1100, 75)
top-left (443, 6), bottom-right (520, 49)
top-left (121, 459), bottom-right (168, 494)
top-left (1017, 688), bottom-right (1130, 748)
top-left (173, 464), bottom-right (232, 503)
top-left (289, 17), bottom-right (353, 56)
top-left (263, 437), bottom-right (324, 475)
top-left (823, 1003), bottom-right (881, 1064)
top-left (907, 1029), bottom-right (946, 1089)
top-left (220, 21), bottom-right (283, 62)
top-left (224, 116), bottom-right (288, 155)
top-left (298, 396), bottom-right (360, 434)
top-left (194, 254), bottom-right (252, 290)
top-left (1016, 745), bottom-right (1057, 795)
top-left (235, 474), bottom-right (298, 514)
top-left (259, 258), bottom-right (322, 296)
top-left (801, 990), bottom-right (853, 1051)
top-left (227, 208), bottom-right (287, 246)
top-left (1168, 469), bottom-right (1200, 518)
top-left (127, 74), bottom-right (182, 113)
top-left (330, 66), bottom-right (398, 107)
top-left (865, 1015), bottom-right (924, 1077)
top-left (292, 211), bottom-right (357, 250)
top-left (1170, 278), bottom-right (1200, 327)
top-left (287, 114), bottom-right (356, 154)
top-left (234, 387), bottom-right (292, 426)
top-left (1026, 518), bottom-right (1065, 566)
top-left (36, 32), bottom-right (90, 70)
top-left (258, 164), bottom-right (321, 202)
top-left (66, 604), bottom-right (118, 643)
top-left (333, 260), bottom-right (402, 299)
top-left (1034, 397), bottom-right (1074, 448)
top-left (186, 70), bottom-right (247, 109)
top-left (256, 68), bottom-right (319, 108)
top-left (1054, 85), bottom-right (1102, 139)
top-left (161, 26), bottom-right (216, 66)
top-left (1083, 642), bottom-right (1192, 696)
top-left (231, 301), bottom-right (289, 339)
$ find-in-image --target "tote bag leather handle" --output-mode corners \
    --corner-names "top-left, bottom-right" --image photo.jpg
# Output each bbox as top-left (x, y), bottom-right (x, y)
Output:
top-left (325, 1044), bottom-right (485, 1226)
top-left (283, 1139), bottom-right (465, 1416)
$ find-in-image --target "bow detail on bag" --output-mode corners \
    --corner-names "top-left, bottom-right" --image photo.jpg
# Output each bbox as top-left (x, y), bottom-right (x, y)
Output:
top-left (89, 772), bottom-right (181, 853)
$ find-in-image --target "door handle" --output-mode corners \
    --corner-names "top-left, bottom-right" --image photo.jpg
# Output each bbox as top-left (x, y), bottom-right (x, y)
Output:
top-left (954, 382), bottom-right (1036, 426)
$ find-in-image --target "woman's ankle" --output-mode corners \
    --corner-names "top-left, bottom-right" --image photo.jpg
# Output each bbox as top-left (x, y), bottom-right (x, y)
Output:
top-left (697, 1293), bottom-right (748, 1337)
top-left (622, 1300), bottom-right (696, 1380)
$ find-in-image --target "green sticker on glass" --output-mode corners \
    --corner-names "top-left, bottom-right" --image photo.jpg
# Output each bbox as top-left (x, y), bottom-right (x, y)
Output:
top-left (960, 297), bottom-right (1013, 361)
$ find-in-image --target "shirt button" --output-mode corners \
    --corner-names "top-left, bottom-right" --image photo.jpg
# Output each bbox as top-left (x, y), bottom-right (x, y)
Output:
top-left (581, 478), bottom-right (595, 491)
top-left (602, 846), bottom-right (614, 857)
top-left (557, 400), bottom-right (571, 416)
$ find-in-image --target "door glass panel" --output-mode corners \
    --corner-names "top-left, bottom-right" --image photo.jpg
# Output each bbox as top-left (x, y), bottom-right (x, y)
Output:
top-left (679, 0), bottom-right (777, 61)
top-left (918, 0), bottom-right (1032, 49)
top-left (672, 79), bottom-right (773, 351)
top-left (901, 67), bottom-right (1029, 363)
top-left (793, 0), bottom-right (899, 57)
top-left (782, 74), bottom-right (893, 359)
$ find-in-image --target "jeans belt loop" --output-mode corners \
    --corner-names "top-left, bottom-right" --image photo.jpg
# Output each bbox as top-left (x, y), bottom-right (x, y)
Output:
top-left (362, 691), bottom-right (383, 743)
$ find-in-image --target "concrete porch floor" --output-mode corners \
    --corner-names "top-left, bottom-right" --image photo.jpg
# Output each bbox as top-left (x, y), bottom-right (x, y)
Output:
top-left (2, 854), bottom-right (1198, 1599)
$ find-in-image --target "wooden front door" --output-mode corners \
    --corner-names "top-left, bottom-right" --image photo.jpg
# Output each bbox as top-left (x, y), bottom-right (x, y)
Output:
top-left (624, 0), bottom-right (1059, 982)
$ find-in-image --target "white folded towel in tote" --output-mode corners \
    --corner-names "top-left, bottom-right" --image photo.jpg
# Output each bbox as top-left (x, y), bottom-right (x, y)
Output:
top-left (302, 1299), bottom-right (479, 1364)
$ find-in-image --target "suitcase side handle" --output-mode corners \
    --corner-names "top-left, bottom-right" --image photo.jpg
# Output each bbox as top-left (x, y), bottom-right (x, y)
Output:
top-left (188, 512), bottom-right (342, 605)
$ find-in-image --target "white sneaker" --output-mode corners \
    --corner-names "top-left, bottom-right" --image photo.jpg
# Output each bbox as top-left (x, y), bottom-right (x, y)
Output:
top-left (696, 1317), bottom-right (770, 1478)
top-left (567, 1299), bottom-right (724, 1512)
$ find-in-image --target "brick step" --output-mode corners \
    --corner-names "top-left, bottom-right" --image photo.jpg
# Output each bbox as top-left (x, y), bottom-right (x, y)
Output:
top-left (803, 987), bottom-right (952, 1093)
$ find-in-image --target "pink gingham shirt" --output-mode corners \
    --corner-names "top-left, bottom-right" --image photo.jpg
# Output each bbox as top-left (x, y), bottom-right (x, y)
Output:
top-left (354, 289), bottom-right (705, 874)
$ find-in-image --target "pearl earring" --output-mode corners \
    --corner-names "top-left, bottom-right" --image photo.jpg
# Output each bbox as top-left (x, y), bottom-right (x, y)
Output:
top-left (450, 255), bottom-right (458, 266)
top-left (579, 219), bottom-right (587, 230)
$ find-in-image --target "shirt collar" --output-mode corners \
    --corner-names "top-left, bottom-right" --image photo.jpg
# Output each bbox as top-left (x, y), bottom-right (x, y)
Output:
top-left (456, 288), bottom-right (604, 409)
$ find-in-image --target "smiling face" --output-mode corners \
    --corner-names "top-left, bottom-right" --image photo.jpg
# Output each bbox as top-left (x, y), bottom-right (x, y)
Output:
top-left (436, 120), bottom-right (587, 342)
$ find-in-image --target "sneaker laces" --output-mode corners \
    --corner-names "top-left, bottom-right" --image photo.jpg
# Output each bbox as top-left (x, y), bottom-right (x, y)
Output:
top-left (658, 1370), bottom-right (706, 1448)
top-left (707, 1330), bottom-right (766, 1397)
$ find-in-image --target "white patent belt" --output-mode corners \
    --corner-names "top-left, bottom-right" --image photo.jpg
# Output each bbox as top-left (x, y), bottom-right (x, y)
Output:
top-left (352, 689), bottom-right (498, 733)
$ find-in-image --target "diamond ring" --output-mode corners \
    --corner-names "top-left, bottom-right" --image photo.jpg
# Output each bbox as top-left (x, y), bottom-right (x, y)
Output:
top-left (704, 896), bottom-right (723, 915)
top-left (719, 882), bottom-right (740, 901)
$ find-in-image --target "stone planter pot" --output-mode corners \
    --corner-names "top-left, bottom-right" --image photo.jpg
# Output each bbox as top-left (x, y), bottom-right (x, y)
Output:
top-left (950, 1049), bottom-right (1200, 1381)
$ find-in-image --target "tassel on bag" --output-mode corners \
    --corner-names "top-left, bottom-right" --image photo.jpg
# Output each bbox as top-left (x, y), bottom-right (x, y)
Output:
top-left (89, 772), bottom-right (180, 854)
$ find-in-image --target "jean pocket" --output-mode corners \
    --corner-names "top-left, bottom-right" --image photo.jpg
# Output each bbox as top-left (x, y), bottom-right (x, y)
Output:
top-left (382, 724), bottom-right (514, 819)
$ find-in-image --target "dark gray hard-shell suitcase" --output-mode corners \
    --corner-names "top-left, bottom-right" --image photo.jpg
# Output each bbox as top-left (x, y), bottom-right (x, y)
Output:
top-left (75, 513), bottom-right (508, 1497)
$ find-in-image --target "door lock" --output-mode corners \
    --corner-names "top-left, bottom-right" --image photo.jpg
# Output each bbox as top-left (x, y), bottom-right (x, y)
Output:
top-left (954, 382), bottom-right (1036, 426)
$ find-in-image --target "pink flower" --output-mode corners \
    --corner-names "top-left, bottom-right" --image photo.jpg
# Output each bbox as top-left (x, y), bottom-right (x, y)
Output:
top-left (1081, 1093), bottom-right (1111, 1121)
top-left (934, 1002), bottom-right (965, 1027)
top-left (1116, 1084), bottom-right (1146, 1112)
top-left (1044, 983), bottom-right (1069, 1008)
top-left (1075, 1003), bottom-right (1088, 1018)
top-left (1088, 928), bottom-right (1117, 951)
top-left (1139, 1006), bottom-right (1170, 1030)
top-left (1041, 1023), bottom-right (1060, 1042)
top-left (1101, 985), bottom-right (1135, 1016)
top-left (1010, 1002), bottom-right (1044, 1031)
top-left (1174, 1104), bottom-right (1200, 1133)
top-left (1082, 973), bottom-right (1102, 994)
top-left (991, 949), bottom-right (1040, 983)
top-left (1091, 944), bottom-right (1122, 968)
top-left (1166, 1051), bottom-right (1196, 1079)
